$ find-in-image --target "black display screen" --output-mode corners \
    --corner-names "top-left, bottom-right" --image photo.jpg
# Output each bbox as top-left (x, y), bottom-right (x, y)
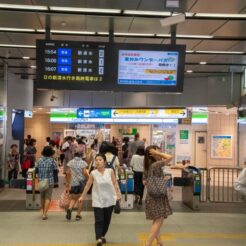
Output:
top-left (36, 40), bottom-right (112, 90)
top-left (36, 40), bottom-right (186, 92)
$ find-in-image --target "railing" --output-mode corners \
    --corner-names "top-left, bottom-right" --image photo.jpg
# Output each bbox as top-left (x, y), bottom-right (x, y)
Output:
top-left (199, 168), bottom-right (208, 202)
top-left (208, 168), bottom-right (242, 203)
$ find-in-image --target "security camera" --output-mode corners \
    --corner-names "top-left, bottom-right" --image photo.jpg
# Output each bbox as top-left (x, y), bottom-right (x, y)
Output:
top-left (160, 13), bottom-right (185, 27)
top-left (50, 95), bottom-right (57, 101)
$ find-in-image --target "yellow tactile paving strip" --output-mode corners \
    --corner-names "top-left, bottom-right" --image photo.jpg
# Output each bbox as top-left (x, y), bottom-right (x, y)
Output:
top-left (1, 232), bottom-right (246, 246)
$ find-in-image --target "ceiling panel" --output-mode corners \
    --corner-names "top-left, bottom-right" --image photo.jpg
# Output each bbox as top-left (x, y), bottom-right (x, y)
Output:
top-left (129, 18), bottom-right (166, 33)
top-left (190, 0), bottom-right (246, 13)
top-left (0, 12), bottom-right (42, 29)
top-left (34, 0), bottom-right (140, 9)
top-left (6, 33), bottom-right (43, 45)
top-left (0, 33), bottom-right (10, 43)
top-left (209, 54), bottom-right (246, 64)
top-left (213, 21), bottom-right (246, 36)
top-left (0, 48), bottom-right (23, 57)
top-left (186, 54), bottom-right (216, 63)
top-left (195, 40), bottom-right (238, 51)
top-left (139, 0), bottom-right (197, 11)
top-left (177, 19), bottom-right (225, 35)
top-left (123, 38), bottom-right (163, 44)
top-left (38, 14), bottom-right (86, 30)
top-left (195, 65), bottom-right (229, 72)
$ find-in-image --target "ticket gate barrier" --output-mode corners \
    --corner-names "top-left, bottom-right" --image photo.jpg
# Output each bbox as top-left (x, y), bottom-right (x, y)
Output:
top-left (173, 166), bottom-right (201, 210)
top-left (26, 168), bottom-right (41, 210)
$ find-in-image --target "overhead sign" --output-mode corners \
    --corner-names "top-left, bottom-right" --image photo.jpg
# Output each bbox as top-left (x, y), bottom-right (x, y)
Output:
top-left (77, 109), bottom-right (111, 118)
top-left (112, 108), bottom-right (187, 118)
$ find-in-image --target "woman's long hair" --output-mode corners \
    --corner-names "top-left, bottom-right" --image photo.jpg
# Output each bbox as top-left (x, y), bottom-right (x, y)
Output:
top-left (144, 145), bottom-right (160, 172)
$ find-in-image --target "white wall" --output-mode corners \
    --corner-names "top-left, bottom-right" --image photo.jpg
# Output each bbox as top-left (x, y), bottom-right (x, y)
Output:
top-left (175, 124), bottom-right (206, 165)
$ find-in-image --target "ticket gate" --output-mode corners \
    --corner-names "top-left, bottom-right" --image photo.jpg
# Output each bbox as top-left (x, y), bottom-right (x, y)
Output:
top-left (181, 166), bottom-right (201, 210)
top-left (26, 168), bottom-right (41, 209)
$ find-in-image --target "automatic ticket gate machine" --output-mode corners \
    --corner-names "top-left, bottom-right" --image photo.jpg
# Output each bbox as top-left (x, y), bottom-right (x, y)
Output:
top-left (181, 166), bottom-right (201, 210)
top-left (26, 168), bottom-right (41, 209)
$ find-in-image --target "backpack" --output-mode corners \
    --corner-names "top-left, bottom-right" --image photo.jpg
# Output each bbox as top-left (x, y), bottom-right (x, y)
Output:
top-left (105, 155), bottom-right (116, 173)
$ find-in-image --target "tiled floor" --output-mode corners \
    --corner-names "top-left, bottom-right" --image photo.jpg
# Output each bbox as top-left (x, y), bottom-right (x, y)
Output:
top-left (0, 211), bottom-right (245, 246)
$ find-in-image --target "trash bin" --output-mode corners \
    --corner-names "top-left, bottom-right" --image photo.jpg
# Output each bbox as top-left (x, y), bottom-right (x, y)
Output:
top-left (26, 168), bottom-right (41, 210)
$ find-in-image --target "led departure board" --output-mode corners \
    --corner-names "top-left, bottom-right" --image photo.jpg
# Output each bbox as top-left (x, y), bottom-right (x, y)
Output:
top-left (36, 40), bottom-right (110, 90)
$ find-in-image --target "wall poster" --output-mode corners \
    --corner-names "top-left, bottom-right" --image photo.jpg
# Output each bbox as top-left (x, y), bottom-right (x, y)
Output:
top-left (211, 135), bottom-right (233, 158)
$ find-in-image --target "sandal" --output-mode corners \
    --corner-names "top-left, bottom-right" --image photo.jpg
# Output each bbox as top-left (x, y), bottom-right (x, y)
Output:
top-left (75, 215), bottom-right (82, 221)
top-left (42, 216), bottom-right (48, 220)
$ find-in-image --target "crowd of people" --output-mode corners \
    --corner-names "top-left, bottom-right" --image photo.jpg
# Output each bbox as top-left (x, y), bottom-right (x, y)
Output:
top-left (10, 132), bottom-right (246, 246)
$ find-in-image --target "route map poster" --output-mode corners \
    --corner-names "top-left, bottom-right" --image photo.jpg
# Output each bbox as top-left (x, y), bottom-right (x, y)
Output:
top-left (211, 135), bottom-right (232, 158)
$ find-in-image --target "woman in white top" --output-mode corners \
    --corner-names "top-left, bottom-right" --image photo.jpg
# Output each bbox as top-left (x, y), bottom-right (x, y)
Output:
top-left (79, 154), bottom-right (121, 246)
top-left (130, 146), bottom-right (145, 205)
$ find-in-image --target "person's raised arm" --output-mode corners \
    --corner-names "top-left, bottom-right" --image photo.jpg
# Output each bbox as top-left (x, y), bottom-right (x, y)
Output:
top-left (149, 149), bottom-right (172, 164)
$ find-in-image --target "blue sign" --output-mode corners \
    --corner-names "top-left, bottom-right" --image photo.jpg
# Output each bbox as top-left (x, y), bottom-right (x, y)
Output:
top-left (58, 48), bottom-right (72, 56)
top-left (77, 109), bottom-right (111, 118)
top-left (58, 57), bottom-right (72, 65)
top-left (58, 66), bottom-right (72, 74)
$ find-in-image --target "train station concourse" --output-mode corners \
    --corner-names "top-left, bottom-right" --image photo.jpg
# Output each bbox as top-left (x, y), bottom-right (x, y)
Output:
top-left (0, 1), bottom-right (246, 246)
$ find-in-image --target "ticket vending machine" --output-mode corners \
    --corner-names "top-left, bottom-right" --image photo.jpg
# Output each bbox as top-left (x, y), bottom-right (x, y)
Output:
top-left (26, 168), bottom-right (41, 209)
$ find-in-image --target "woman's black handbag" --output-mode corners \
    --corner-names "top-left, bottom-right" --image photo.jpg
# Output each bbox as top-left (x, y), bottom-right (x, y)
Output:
top-left (114, 200), bottom-right (121, 214)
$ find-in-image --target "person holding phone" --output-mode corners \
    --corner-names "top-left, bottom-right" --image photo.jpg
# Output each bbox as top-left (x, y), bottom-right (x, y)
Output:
top-left (79, 154), bottom-right (121, 246)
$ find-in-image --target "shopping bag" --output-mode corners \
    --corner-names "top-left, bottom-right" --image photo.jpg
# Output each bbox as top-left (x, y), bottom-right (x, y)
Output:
top-left (37, 179), bottom-right (49, 192)
top-left (59, 190), bottom-right (71, 210)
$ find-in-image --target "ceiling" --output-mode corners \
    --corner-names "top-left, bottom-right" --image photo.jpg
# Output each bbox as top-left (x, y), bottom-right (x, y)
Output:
top-left (0, 0), bottom-right (245, 80)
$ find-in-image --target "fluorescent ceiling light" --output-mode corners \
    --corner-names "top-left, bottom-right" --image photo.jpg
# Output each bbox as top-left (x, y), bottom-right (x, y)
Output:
top-left (186, 50), bottom-right (194, 53)
top-left (0, 27), bottom-right (35, 32)
top-left (0, 44), bottom-right (36, 48)
top-left (185, 12), bottom-right (195, 17)
top-left (124, 10), bottom-right (171, 16)
top-left (156, 34), bottom-right (171, 37)
top-left (30, 65), bottom-right (36, 68)
top-left (199, 61), bottom-right (207, 65)
top-left (114, 32), bottom-right (155, 37)
top-left (51, 30), bottom-right (95, 35)
top-left (195, 13), bottom-right (246, 19)
top-left (22, 56), bottom-right (30, 59)
top-left (0, 4), bottom-right (48, 11)
top-left (186, 70), bottom-right (193, 73)
top-left (97, 32), bottom-right (109, 35)
top-left (50, 6), bottom-right (121, 14)
top-left (196, 50), bottom-right (244, 54)
top-left (177, 34), bottom-right (213, 39)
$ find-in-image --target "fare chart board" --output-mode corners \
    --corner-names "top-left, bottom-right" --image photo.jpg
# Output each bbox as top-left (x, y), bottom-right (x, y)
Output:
top-left (36, 40), bottom-right (107, 88)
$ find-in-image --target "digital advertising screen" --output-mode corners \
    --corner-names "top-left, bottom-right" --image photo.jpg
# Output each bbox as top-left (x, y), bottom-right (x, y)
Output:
top-left (113, 43), bottom-right (186, 93)
top-left (118, 50), bottom-right (179, 86)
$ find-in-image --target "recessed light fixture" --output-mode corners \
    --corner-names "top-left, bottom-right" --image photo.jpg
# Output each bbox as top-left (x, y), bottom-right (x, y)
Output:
top-left (22, 56), bottom-right (30, 59)
top-left (186, 70), bottom-right (193, 73)
top-left (123, 10), bottom-right (171, 16)
top-left (114, 32), bottom-right (155, 37)
top-left (0, 27), bottom-right (35, 32)
top-left (51, 30), bottom-right (96, 35)
top-left (195, 13), bottom-right (246, 19)
top-left (30, 65), bottom-right (36, 68)
top-left (50, 6), bottom-right (121, 14)
top-left (200, 61), bottom-right (207, 65)
top-left (0, 3), bottom-right (48, 11)
top-left (0, 44), bottom-right (36, 48)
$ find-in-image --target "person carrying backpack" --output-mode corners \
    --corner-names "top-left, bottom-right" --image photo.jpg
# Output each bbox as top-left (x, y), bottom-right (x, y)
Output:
top-left (99, 142), bottom-right (122, 180)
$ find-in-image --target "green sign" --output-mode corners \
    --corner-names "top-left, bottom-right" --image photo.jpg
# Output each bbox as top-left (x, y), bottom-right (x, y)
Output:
top-left (180, 130), bottom-right (189, 140)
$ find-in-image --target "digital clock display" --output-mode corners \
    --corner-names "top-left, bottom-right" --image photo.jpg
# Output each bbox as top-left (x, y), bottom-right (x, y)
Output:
top-left (36, 40), bottom-right (107, 88)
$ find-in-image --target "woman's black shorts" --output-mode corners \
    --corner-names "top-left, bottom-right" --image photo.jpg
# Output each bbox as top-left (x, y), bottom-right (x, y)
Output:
top-left (70, 182), bottom-right (85, 195)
